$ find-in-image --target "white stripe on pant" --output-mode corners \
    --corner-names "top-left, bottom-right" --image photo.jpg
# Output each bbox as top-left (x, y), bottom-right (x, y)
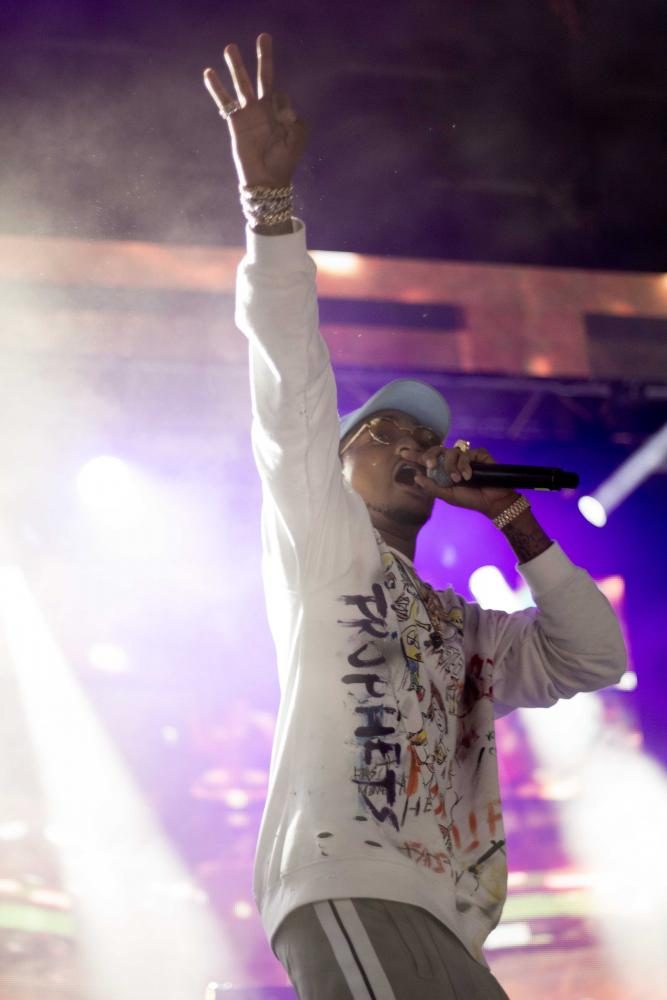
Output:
top-left (313, 900), bottom-right (398, 1000)
top-left (273, 897), bottom-right (511, 1000)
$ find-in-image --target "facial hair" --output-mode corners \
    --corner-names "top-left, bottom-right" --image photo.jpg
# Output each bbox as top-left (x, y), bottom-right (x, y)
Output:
top-left (366, 501), bottom-right (430, 527)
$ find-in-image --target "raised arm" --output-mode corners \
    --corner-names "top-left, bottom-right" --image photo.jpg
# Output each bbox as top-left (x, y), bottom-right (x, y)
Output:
top-left (203, 33), bottom-right (307, 234)
top-left (203, 35), bottom-right (361, 584)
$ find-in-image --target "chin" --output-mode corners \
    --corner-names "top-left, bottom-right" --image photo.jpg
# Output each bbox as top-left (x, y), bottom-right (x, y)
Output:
top-left (393, 507), bottom-right (432, 527)
top-left (368, 502), bottom-right (432, 528)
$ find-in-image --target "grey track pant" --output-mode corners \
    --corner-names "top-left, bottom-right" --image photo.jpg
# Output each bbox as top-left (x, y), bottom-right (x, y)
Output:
top-left (273, 898), bottom-right (511, 1000)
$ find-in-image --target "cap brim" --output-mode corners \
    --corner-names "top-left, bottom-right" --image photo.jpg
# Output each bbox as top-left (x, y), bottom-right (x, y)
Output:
top-left (339, 378), bottom-right (450, 443)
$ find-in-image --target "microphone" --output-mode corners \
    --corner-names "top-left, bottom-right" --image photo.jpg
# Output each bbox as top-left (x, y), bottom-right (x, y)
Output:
top-left (427, 459), bottom-right (579, 491)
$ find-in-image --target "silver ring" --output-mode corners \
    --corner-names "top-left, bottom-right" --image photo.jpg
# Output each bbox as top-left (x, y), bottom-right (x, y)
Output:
top-left (219, 99), bottom-right (242, 120)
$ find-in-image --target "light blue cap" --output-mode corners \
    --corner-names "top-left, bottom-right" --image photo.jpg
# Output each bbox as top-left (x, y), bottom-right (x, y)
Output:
top-left (339, 378), bottom-right (450, 443)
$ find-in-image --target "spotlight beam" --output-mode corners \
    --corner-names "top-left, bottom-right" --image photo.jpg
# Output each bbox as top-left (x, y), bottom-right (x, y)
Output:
top-left (0, 560), bottom-right (227, 1000)
top-left (582, 421), bottom-right (667, 522)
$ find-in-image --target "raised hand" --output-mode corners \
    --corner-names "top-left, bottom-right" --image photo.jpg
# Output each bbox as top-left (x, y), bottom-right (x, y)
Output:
top-left (203, 33), bottom-right (306, 189)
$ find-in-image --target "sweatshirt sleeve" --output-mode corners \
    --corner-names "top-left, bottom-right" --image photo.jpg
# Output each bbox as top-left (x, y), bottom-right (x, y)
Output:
top-left (234, 221), bottom-right (365, 589)
top-left (463, 542), bottom-right (628, 718)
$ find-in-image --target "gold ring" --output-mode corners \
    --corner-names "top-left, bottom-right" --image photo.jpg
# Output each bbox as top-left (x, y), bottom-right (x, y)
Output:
top-left (454, 439), bottom-right (471, 452)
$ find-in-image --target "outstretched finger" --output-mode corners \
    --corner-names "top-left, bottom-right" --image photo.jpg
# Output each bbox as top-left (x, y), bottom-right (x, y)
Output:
top-left (256, 32), bottom-right (273, 99)
top-left (203, 67), bottom-right (235, 114)
top-left (224, 43), bottom-right (256, 106)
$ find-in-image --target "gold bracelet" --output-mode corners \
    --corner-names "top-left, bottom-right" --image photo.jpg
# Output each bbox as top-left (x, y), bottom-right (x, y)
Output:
top-left (240, 184), bottom-right (293, 200)
top-left (492, 495), bottom-right (530, 530)
top-left (239, 184), bottom-right (294, 227)
top-left (248, 207), bottom-right (292, 225)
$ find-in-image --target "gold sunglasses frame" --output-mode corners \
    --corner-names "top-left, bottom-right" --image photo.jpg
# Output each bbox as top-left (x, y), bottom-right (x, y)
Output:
top-left (339, 415), bottom-right (442, 455)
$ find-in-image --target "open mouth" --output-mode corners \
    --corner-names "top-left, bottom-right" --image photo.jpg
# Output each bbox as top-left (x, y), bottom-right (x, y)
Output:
top-left (394, 461), bottom-right (427, 489)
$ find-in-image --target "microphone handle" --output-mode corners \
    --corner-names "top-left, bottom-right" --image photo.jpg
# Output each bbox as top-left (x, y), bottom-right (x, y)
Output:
top-left (428, 460), bottom-right (579, 491)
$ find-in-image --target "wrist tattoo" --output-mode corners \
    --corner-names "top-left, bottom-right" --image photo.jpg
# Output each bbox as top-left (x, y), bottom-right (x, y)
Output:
top-left (502, 514), bottom-right (552, 564)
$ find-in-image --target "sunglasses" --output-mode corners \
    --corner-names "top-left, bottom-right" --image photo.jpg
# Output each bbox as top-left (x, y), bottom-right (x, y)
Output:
top-left (340, 415), bottom-right (442, 454)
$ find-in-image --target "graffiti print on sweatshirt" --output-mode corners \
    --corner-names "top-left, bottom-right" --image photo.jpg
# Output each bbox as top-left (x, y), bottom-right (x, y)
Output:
top-left (337, 579), bottom-right (403, 831)
top-left (337, 546), bottom-right (503, 896)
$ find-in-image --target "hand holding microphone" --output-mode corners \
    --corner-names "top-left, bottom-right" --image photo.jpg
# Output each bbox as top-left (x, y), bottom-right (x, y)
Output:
top-left (411, 440), bottom-right (578, 520)
top-left (427, 458), bottom-right (579, 491)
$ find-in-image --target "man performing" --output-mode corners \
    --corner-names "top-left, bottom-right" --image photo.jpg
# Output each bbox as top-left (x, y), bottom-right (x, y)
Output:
top-left (203, 34), bottom-right (626, 1000)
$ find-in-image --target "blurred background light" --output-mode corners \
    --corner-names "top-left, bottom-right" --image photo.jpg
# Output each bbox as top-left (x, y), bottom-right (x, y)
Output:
top-left (88, 642), bottom-right (131, 675)
top-left (74, 456), bottom-right (179, 563)
top-left (563, 746), bottom-right (667, 994)
top-left (311, 250), bottom-right (363, 276)
top-left (232, 900), bottom-right (253, 920)
top-left (224, 789), bottom-right (249, 810)
top-left (0, 878), bottom-right (23, 895)
top-left (616, 670), bottom-right (638, 691)
top-left (468, 565), bottom-right (532, 613)
top-left (577, 495), bottom-right (607, 527)
top-left (520, 695), bottom-right (603, 776)
top-left (0, 820), bottom-right (29, 841)
top-left (76, 456), bottom-right (133, 510)
top-left (160, 725), bottom-right (180, 744)
top-left (486, 921), bottom-right (532, 950)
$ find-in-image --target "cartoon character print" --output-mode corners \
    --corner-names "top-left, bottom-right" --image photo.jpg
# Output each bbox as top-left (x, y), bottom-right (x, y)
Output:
top-left (382, 551), bottom-right (426, 702)
top-left (382, 555), bottom-right (498, 862)
top-left (444, 606), bottom-right (464, 635)
top-left (401, 624), bottom-right (425, 696)
top-left (341, 545), bottom-right (503, 900)
top-left (384, 552), bottom-right (436, 693)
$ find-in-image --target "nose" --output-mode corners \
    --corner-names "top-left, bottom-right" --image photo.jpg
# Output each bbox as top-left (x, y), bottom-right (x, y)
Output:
top-left (395, 431), bottom-right (426, 460)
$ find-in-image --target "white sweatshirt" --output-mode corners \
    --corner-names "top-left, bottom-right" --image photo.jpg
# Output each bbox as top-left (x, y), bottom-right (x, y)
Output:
top-left (234, 220), bottom-right (626, 967)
